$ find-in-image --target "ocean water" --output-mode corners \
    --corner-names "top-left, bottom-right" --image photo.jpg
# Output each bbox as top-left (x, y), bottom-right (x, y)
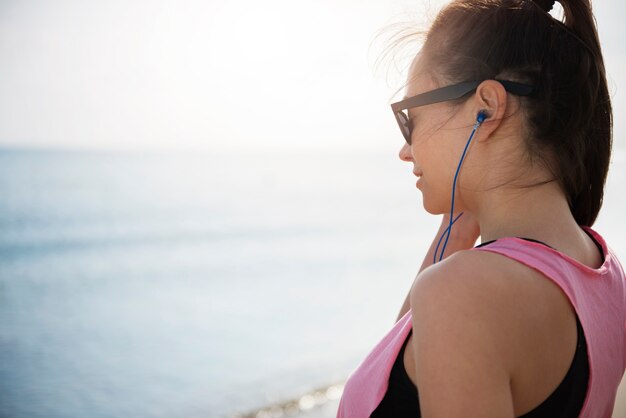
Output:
top-left (1, 147), bottom-right (625, 418)
top-left (0, 147), bottom-right (436, 418)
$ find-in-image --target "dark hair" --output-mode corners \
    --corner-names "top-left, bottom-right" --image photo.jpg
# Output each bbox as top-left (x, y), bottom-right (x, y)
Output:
top-left (402, 0), bottom-right (612, 226)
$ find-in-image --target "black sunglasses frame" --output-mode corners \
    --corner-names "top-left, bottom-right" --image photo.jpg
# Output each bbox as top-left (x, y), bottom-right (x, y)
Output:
top-left (391, 79), bottom-right (534, 145)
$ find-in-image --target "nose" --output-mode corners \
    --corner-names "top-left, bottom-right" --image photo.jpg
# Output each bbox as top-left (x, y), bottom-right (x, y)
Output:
top-left (398, 142), bottom-right (413, 162)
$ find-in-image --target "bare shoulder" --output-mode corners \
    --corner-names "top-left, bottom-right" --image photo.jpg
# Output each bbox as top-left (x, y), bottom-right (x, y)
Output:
top-left (407, 250), bottom-right (519, 416)
top-left (410, 249), bottom-right (525, 316)
top-left (408, 249), bottom-right (578, 417)
top-left (409, 248), bottom-right (572, 363)
top-left (409, 249), bottom-right (527, 366)
top-left (410, 247), bottom-right (568, 324)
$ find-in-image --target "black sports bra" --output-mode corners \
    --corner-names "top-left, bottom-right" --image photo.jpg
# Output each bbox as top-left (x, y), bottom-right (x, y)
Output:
top-left (370, 234), bottom-right (602, 418)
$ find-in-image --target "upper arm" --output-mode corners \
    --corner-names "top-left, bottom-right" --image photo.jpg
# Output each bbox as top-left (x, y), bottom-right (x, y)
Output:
top-left (409, 251), bottom-right (517, 418)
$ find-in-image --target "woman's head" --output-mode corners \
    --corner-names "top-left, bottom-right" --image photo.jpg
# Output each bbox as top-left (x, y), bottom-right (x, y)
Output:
top-left (396, 0), bottom-right (612, 226)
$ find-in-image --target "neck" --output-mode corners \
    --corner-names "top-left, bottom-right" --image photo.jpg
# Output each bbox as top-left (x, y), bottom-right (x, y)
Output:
top-left (469, 179), bottom-right (580, 244)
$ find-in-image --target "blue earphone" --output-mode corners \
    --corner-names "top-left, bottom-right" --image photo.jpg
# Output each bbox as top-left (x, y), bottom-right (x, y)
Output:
top-left (477, 110), bottom-right (488, 124)
top-left (434, 110), bottom-right (489, 263)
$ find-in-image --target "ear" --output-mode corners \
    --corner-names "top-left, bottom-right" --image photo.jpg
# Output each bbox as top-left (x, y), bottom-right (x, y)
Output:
top-left (470, 80), bottom-right (508, 141)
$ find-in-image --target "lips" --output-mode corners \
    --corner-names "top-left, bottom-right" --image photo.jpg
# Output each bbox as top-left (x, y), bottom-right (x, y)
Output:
top-left (413, 171), bottom-right (422, 177)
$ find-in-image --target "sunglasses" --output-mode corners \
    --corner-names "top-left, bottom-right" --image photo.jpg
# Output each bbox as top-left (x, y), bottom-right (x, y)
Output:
top-left (391, 79), bottom-right (534, 145)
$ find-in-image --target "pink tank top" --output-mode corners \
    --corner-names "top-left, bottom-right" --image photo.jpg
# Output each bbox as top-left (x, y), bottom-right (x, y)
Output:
top-left (336, 225), bottom-right (626, 418)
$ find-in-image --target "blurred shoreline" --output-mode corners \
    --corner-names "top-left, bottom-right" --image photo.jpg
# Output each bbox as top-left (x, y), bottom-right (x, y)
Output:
top-left (226, 382), bottom-right (344, 418)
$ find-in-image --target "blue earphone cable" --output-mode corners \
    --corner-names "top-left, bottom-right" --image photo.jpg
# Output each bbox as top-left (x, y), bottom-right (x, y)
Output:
top-left (435, 117), bottom-right (483, 263)
top-left (433, 212), bottom-right (465, 264)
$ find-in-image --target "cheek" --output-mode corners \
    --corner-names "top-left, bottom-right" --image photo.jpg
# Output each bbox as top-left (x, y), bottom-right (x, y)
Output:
top-left (411, 142), bottom-right (443, 173)
top-left (412, 109), bottom-right (448, 140)
top-left (410, 123), bottom-right (447, 159)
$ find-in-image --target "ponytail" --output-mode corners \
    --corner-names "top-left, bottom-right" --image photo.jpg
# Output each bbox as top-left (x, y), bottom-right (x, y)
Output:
top-left (553, 0), bottom-right (612, 226)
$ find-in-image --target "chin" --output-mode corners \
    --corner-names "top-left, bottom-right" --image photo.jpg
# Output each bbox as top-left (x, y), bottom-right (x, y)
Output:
top-left (422, 199), bottom-right (446, 216)
top-left (419, 183), bottom-right (447, 214)
top-left (425, 207), bottom-right (448, 216)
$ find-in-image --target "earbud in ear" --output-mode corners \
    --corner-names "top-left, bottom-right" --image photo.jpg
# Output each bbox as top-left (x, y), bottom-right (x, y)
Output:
top-left (477, 110), bottom-right (489, 124)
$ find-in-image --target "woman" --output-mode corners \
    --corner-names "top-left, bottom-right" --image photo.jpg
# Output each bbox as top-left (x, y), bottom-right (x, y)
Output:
top-left (337, 0), bottom-right (626, 417)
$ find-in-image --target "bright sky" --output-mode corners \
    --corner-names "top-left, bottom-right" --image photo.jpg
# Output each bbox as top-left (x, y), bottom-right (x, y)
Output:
top-left (0, 0), bottom-right (624, 152)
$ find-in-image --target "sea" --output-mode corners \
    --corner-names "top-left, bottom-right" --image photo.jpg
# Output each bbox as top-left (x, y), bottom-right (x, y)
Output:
top-left (1, 146), bottom-right (625, 418)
